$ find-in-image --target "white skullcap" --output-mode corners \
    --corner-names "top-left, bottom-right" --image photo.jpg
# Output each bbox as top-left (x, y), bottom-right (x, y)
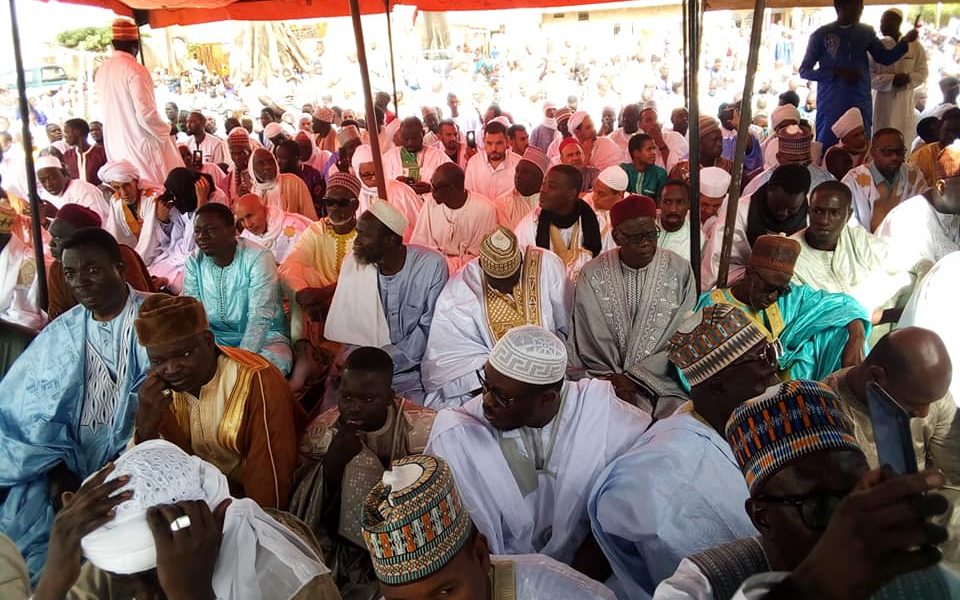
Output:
top-left (831, 107), bottom-right (865, 139)
top-left (488, 325), bottom-right (567, 385)
top-left (543, 101), bottom-right (557, 112)
top-left (771, 104), bottom-right (801, 131)
top-left (35, 155), bottom-right (63, 172)
top-left (568, 110), bottom-right (590, 133)
top-left (597, 166), bottom-right (629, 192)
top-left (264, 122), bottom-right (284, 139)
top-left (491, 116), bottom-right (511, 128)
top-left (97, 160), bottom-right (139, 184)
top-left (700, 166), bottom-right (732, 198)
top-left (300, 112), bottom-right (312, 122)
top-left (81, 440), bottom-right (230, 575)
top-left (351, 143), bottom-right (375, 175)
top-left (368, 199), bottom-right (408, 237)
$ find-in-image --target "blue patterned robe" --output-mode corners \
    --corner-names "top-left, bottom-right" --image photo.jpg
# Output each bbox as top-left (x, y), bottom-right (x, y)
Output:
top-left (0, 289), bottom-right (149, 581)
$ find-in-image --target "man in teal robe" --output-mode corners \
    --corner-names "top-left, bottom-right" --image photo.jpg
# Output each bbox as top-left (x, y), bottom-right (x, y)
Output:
top-left (697, 234), bottom-right (870, 381)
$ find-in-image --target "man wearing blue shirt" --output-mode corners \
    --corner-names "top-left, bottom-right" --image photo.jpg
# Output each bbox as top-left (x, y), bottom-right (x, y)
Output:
top-left (800, 0), bottom-right (919, 148)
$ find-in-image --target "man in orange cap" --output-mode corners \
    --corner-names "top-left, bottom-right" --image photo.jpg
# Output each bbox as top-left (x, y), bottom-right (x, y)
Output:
top-left (94, 18), bottom-right (183, 186)
top-left (697, 234), bottom-right (871, 381)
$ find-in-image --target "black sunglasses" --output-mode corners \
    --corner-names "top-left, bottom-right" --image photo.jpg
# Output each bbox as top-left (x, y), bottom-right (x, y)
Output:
top-left (755, 492), bottom-right (846, 530)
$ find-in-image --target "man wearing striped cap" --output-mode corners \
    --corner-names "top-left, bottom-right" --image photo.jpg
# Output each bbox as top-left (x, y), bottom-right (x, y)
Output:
top-left (361, 454), bottom-right (615, 599)
top-left (427, 325), bottom-right (649, 574)
top-left (422, 227), bottom-right (571, 409)
top-left (589, 304), bottom-right (777, 599)
top-left (657, 379), bottom-right (955, 599)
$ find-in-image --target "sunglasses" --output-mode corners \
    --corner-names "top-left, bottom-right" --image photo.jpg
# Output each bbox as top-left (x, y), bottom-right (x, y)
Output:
top-left (617, 228), bottom-right (661, 245)
top-left (754, 273), bottom-right (792, 297)
top-left (755, 492), bottom-right (847, 530)
top-left (323, 197), bottom-right (355, 208)
top-left (730, 339), bottom-right (782, 370)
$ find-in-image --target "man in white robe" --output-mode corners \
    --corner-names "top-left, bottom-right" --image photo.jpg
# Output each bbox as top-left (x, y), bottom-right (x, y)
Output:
top-left (0, 203), bottom-right (44, 330)
top-left (871, 9), bottom-right (928, 139)
top-left (464, 121), bottom-right (522, 201)
top-left (741, 124), bottom-right (834, 199)
top-left (410, 163), bottom-right (498, 273)
top-left (515, 165), bottom-right (610, 282)
top-left (382, 116), bottom-right (451, 195)
top-left (843, 128), bottom-right (929, 232)
top-left (427, 326), bottom-right (650, 570)
top-left (360, 454), bottom-right (616, 600)
top-left (97, 160), bottom-right (165, 267)
top-left (658, 180), bottom-right (697, 262)
top-left (495, 147), bottom-right (549, 230)
top-left (568, 111), bottom-right (624, 170)
top-left (422, 227), bottom-right (571, 409)
top-left (94, 19), bottom-right (182, 186)
top-left (899, 251), bottom-right (960, 400)
top-left (791, 181), bottom-right (918, 320)
top-left (185, 111), bottom-right (226, 165)
top-left (585, 165), bottom-right (628, 249)
top-left (235, 193), bottom-right (311, 264)
top-left (876, 142), bottom-right (960, 266)
top-left (590, 305), bottom-right (776, 600)
top-left (35, 156), bottom-right (110, 223)
top-left (351, 144), bottom-right (421, 241)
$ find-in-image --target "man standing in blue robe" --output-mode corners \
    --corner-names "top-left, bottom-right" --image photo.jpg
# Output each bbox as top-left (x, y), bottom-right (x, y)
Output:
top-left (0, 229), bottom-right (150, 581)
top-left (800, 0), bottom-right (919, 148)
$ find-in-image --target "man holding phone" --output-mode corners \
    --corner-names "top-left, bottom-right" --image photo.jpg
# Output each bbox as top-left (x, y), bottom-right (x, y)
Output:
top-left (382, 116), bottom-right (452, 195)
top-left (822, 327), bottom-right (960, 567)
top-left (871, 9), bottom-right (929, 142)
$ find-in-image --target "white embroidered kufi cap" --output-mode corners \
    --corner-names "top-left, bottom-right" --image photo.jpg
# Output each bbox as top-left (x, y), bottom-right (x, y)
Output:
top-left (81, 440), bottom-right (230, 575)
top-left (488, 325), bottom-right (567, 385)
top-left (700, 166), bottom-right (732, 198)
top-left (597, 166), bottom-right (629, 192)
top-left (367, 200), bottom-right (408, 237)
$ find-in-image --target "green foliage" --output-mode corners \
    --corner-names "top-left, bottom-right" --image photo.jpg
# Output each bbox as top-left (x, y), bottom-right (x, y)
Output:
top-left (56, 26), bottom-right (114, 53)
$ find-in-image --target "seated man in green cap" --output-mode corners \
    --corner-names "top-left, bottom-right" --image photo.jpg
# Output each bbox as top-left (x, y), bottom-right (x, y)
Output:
top-left (361, 453), bottom-right (616, 599)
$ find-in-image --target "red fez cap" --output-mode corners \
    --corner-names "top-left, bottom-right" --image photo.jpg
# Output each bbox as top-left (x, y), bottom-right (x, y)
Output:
top-left (610, 195), bottom-right (657, 228)
top-left (558, 137), bottom-right (581, 153)
top-left (54, 203), bottom-right (102, 229)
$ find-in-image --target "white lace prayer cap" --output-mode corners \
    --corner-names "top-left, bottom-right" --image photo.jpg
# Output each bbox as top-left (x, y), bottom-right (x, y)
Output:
top-left (488, 325), bottom-right (567, 385)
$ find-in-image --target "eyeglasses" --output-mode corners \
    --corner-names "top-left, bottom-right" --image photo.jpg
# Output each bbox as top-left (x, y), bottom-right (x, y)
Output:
top-left (476, 369), bottom-right (542, 409)
top-left (323, 197), bottom-right (355, 208)
top-left (617, 227), bottom-right (661, 245)
top-left (754, 273), bottom-right (792, 297)
top-left (754, 492), bottom-right (847, 530)
top-left (731, 339), bottom-right (782, 370)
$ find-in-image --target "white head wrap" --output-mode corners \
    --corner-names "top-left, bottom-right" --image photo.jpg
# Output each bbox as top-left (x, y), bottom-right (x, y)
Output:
top-left (351, 144), bottom-right (375, 177)
top-left (771, 104), bottom-right (801, 131)
top-left (700, 166), bottom-right (732, 198)
top-left (80, 440), bottom-right (327, 596)
top-left (597, 166), bottom-right (629, 192)
top-left (831, 107), bottom-right (865, 139)
top-left (35, 155), bottom-right (63, 173)
top-left (97, 160), bottom-right (139, 184)
top-left (543, 101), bottom-right (557, 113)
top-left (568, 110), bottom-right (590, 133)
top-left (368, 199), bottom-right (408, 237)
top-left (488, 325), bottom-right (567, 385)
top-left (490, 116), bottom-right (512, 129)
top-left (264, 122), bottom-right (285, 140)
top-left (249, 148), bottom-right (279, 192)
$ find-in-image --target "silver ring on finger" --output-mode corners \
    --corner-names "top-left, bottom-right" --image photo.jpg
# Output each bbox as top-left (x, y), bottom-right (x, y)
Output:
top-left (169, 514), bottom-right (192, 532)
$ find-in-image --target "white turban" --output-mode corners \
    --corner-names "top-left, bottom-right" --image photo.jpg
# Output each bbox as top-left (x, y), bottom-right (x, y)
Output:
top-left (568, 110), bottom-right (590, 133)
top-left (700, 166), bottom-right (732, 198)
top-left (264, 122), bottom-right (285, 140)
top-left (34, 155), bottom-right (63, 173)
top-left (831, 107), bottom-right (865, 140)
top-left (543, 101), bottom-right (557, 112)
top-left (368, 199), bottom-right (408, 237)
top-left (97, 160), bottom-right (139, 184)
top-left (597, 166), bottom-right (629, 192)
top-left (80, 440), bottom-right (326, 597)
top-left (488, 325), bottom-right (567, 385)
top-left (771, 104), bottom-right (801, 131)
top-left (351, 143), bottom-right (375, 175)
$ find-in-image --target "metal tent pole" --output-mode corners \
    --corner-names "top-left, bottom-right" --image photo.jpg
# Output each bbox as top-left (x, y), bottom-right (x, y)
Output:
top-left (384, 0), bottom-right (400, 114)
top-left (716, 1), bottom-right (766, 289)
top-left (687, 0), bottom-right (701, 294)
top-left (349, 0), bottom-right (389, 199)
top-left (7, 0), bottom-right (47, 310)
